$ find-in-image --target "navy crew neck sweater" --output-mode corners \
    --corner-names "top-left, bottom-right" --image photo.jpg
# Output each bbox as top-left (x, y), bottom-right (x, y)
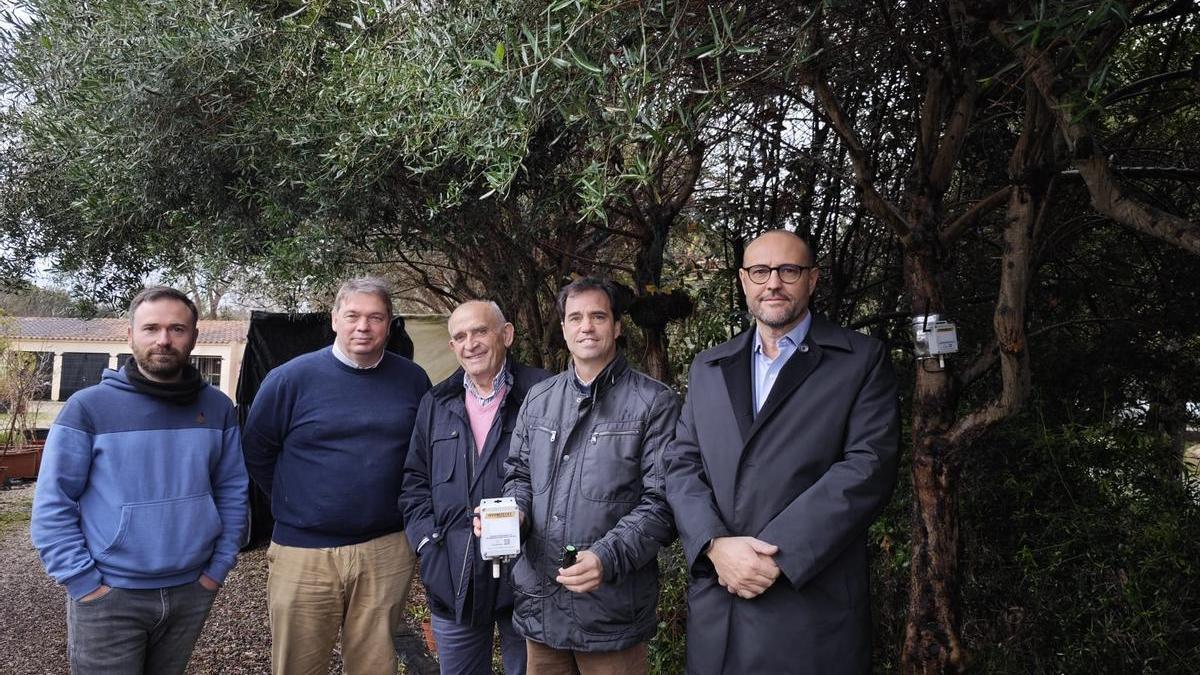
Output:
top-left (243, 347), bottom-right (431, 547)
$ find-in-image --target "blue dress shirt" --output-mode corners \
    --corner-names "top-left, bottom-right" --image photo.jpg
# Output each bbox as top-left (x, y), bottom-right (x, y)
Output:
top-left (752, 313), bottom-right (813, 414)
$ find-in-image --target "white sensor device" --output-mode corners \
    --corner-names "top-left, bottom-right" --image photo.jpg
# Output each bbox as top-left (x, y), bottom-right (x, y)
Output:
top-left (478, 497), bottom-right (521, 577)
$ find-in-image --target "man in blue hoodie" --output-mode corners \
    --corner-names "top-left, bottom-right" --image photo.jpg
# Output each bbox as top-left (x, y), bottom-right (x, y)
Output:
top-left (32, 286), bottom-right (249, 675)
top-left (243, 277), bottom-right (431, 675)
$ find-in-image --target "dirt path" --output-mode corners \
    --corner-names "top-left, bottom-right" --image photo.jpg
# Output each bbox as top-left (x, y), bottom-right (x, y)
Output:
top-left (0, 482), bottom-right (437, 674)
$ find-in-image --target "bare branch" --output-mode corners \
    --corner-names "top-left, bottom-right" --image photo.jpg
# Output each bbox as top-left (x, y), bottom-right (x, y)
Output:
top-left (664, 141), bottom-right (705, 215)
top-left (809, 75), bottom-right (911, 241)
top-left (536, 239), bottom-right (636, 275)
top-left (996, 23), bottom-right (1200, 256)
top-left (1099, 68), bottom-right (1196, 106)
top-left (940, 185), bottom-right (1012, 245)
top-left (955, 341), bottom-right (1000, 389)
top-left (1028, 317), bottom-right (1139, 339)
top-left (945, 85), bottom-right (1046, 449)
top-left (929, 75), bottom-right (979, 194)
top-left (1061, 166), bottom-right (1200, 181)
top-left (588, 221), bottom-right (643, 240)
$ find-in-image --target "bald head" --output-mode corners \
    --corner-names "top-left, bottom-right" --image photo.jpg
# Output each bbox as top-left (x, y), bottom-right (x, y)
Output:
top-left (743, 230), bottom-right (815, 268)
top-left (739, 229), bottom-right (820, 337)
top-left (449, 300), bottom-right (506, 329)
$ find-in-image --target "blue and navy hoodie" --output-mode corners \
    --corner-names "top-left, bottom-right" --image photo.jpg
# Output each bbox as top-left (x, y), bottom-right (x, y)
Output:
top-left (31, 369), bottom-right (249, 600)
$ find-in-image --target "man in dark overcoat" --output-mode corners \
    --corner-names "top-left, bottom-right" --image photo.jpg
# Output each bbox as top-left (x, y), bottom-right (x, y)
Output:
top-left (665, 230), bottom-right (900, 674)
top-left (402, 300), bottom-right (550, 675)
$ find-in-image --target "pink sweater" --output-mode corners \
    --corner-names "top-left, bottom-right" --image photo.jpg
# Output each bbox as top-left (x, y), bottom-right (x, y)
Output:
top-left (465, 382), bottom-right (507, 454)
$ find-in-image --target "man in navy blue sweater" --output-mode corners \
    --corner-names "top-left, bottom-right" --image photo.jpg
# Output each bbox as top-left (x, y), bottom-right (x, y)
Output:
top-left (243, 277), bottom-right (431, 675)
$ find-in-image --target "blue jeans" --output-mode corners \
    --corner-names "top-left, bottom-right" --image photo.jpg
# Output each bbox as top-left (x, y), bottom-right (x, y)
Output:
top-left (431, 609), bottom-right (526, 675)
top-left (66, 581), bottom-right (217, 674)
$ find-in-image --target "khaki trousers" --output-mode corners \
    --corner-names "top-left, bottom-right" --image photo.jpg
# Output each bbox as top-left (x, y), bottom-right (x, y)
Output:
top-left (526, 639), bottom-right (648, 675)
top-left (267, 531), bottom-right (415, 675)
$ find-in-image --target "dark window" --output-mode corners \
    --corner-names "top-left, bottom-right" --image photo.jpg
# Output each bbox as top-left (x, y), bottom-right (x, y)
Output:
top-left (59, 353), bottom-right (110, 401)
top-left (27, 352), bottom-right (53, 400)
top-left (191, 356), bottom-right (222, 388)
top-left (117, 353), bottom-right (133, 371)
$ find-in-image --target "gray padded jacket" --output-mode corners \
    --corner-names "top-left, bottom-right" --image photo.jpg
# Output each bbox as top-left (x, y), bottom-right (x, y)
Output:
top-left (503, 354), bottom-right (679, 651)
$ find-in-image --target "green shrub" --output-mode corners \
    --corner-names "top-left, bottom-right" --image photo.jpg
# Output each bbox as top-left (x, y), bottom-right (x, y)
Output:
top-left (649, 541), bottom-right (689, 674)
top-left (871, 420), bottom-right (1200, 672)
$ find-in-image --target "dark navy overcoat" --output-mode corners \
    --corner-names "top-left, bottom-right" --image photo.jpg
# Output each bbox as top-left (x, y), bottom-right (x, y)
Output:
top-left (401, 362), bottom-right (550, 624)
top-left (665, 315), bottom-right (900, 674)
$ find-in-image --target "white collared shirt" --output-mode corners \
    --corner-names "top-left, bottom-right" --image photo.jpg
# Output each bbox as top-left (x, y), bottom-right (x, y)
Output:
top-left (332, 342), bottom-right (385, 370)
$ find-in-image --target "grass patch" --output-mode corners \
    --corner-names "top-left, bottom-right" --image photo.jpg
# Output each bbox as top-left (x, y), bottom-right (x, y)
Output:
top-left (0, 495), bottom-right (33, 535)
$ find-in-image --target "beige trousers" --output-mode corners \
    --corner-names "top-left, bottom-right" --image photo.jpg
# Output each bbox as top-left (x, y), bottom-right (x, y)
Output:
top-left (526, 639), bottom-right (648, 675)
top-left (267, 531), bottom-right (415, 675)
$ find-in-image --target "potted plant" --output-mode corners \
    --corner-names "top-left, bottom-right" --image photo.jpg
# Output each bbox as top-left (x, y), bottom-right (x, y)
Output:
top-left (0, 326), bottom-right (48, 483)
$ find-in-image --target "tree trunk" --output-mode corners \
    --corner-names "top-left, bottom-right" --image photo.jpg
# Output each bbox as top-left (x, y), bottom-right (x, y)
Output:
top-left (901, 82), bottom-right (1047, 671)
top-left (901, 245), bottom-right (968, 673)
top-left (641, 324), bottom-right (669, 382)
top-left (630, 208), bottom-right (674, 383)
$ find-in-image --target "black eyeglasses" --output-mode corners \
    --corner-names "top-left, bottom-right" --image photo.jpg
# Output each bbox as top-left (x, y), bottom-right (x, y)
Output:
top-left (741, 264), bottom-right (815, 284)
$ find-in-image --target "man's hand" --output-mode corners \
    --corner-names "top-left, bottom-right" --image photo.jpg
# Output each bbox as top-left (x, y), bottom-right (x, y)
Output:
top-left (556, 550), bottom-right (603, 593)
top-left (198, 574), bottom-right (221, 592)
top-left (80, 584), bottom-right (111, 602)
top-left (707, 536), bottom-right (780, 599)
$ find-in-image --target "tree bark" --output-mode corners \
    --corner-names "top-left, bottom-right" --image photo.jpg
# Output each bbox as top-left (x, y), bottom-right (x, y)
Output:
top-left (902, 81), bottom-right (1048, 672)
top-left (901, 241), bottom-right (968, 674)
top-left (624, 141), bottom-right (703, 382)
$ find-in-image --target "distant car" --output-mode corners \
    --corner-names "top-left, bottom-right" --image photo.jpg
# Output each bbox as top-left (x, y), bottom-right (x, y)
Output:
top-left (235, 311), bottom-right (414, 547)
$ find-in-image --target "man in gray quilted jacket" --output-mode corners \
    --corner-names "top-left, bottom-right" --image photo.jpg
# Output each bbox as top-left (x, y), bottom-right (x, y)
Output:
top-left (501, 277), bottom-right (679, 674)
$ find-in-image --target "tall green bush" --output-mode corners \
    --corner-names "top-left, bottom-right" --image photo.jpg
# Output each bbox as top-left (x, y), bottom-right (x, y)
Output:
top-left (873, 418), bottom-right (1200, 673)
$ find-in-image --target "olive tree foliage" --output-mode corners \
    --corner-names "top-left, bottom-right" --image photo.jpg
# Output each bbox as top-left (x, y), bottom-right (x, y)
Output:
top-left (0, 2), bottom-right (258, 297)
top-left (0, 0), bottom-right (560, 313)
top-left (415, 2), bottom-right (1200, 667)
top-left (0, 0), bottom-right (723, 369)
top-left (538, 0), bottom-right (1195, 670)
top-left (791, 2), bottom-right (1199, 671)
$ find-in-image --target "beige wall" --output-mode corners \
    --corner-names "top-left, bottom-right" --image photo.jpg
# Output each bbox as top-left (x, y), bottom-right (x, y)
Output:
top-left (7, 337), bottom-right (245, 428)
top-left (8, 314), bottom-right (452, 429)
top-left (405, 315), bottom-right (456, 384)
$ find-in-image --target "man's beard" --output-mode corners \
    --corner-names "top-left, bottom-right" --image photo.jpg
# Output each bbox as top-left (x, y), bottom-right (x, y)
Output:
top-left (134, 347), bottom-right (186, 378)
top-left (751, 297), bottom-right (805, 329)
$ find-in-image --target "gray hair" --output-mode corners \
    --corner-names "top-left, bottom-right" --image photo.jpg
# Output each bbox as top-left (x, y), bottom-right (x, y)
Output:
top-left (333, 277), bottom-right (394, 319)
top-left (128, 286), bottom-right (199, 327)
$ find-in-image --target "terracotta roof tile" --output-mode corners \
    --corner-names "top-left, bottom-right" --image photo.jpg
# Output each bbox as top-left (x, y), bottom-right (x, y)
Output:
top-left (2, 317), bottom-right (248, 344)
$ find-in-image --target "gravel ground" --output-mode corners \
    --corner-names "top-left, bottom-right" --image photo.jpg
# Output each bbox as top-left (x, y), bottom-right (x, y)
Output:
top-left (0, 481), bottom-right (438, 675)
top-left (0, 481), bottom-right (68, 674)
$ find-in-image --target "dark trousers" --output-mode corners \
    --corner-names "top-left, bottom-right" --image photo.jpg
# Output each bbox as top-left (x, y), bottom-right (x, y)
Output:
top-left (431, 609), bottom-right (526, 675)
top-left (66, 581), bottom-right (217, 675)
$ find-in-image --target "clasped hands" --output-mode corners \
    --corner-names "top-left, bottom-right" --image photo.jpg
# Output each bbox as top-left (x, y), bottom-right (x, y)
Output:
top-left (707, 536), bottom-right (780, 599)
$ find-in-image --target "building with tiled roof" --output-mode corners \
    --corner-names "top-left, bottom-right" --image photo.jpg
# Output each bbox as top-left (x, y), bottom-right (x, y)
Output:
top-left (10, 317), bottom-right (249, 344)
top-left (1, 316), bottom-right (249, 427)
